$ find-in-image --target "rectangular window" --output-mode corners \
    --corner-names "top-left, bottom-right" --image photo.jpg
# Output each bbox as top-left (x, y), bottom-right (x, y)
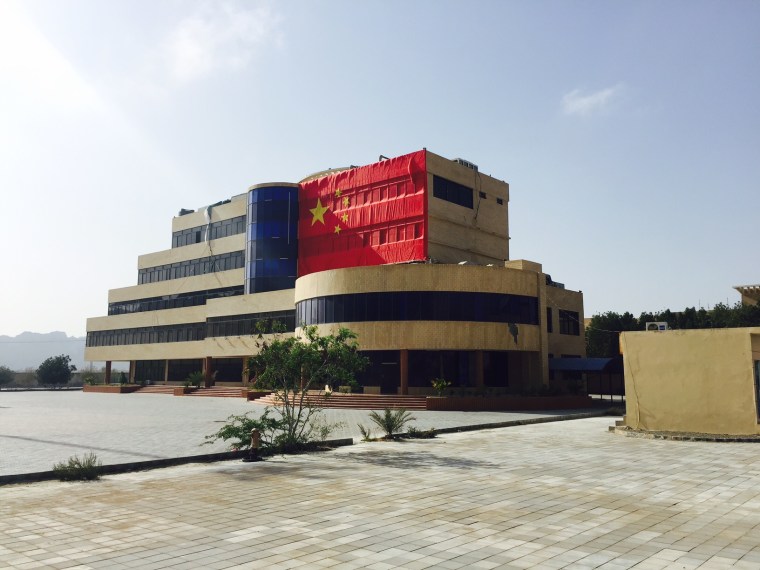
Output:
top-left (433, 175), bottom-right (474, 209)
top-left (546, 307), bottom-right (553, 333)
top-left (558, 310), bottom-right (580, 335)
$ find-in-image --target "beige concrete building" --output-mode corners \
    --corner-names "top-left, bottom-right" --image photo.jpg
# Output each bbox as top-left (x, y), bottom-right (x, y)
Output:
top-left (621, 327), bottom-right (760, 435)
top-left (735, 284), bottom-right (760, 306)
top-left (85, 150), bottom-right (584, 393)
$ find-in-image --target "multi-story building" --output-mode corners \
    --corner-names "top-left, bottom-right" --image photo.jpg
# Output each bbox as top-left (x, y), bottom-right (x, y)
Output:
top-left (85, 150), bottom-right (584, 393)
top-left (735, 284), bottom-right (760, 306)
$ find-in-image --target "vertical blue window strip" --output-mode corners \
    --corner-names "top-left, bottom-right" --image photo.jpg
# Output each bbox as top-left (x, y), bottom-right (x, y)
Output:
top-left (245, 185), bottom-right (299, 294)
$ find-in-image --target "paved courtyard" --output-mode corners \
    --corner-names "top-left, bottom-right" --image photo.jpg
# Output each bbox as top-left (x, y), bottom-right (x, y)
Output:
top-left (4, 416), bottom-right (760, 569)
top-left (0, 391), bottom-right (582, 476)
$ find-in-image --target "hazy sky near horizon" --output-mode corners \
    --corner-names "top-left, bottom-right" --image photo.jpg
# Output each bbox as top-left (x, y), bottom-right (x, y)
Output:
top-left (1, 0), bottom-right (758, 337)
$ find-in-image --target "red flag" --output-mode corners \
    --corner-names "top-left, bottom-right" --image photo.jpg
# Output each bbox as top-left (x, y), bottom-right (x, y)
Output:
top-left (298, 150), bottom-right (427, 277)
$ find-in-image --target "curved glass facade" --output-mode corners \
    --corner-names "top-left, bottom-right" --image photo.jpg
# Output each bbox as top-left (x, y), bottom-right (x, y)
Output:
top-left (295, 291), bottom-right (539, 326)
top-left (245, 185), bottom-right (299, 293)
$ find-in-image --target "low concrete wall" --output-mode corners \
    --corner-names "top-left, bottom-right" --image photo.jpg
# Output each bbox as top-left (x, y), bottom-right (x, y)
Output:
top-left (246, 390), bottom-right (272, 401)
top-left (426, 395), bottom-right (594, 411)
top-left (622, 327), bottom-right (760, 435)
top-left (83, 385), bottom-right (141, 394)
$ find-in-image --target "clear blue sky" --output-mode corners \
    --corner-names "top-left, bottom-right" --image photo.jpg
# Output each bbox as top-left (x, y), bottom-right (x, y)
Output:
top-left (1, 0), bottom-right (758, 337)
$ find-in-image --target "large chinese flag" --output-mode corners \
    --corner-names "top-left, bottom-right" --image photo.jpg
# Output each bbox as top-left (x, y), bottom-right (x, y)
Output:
top-left (298, 150), bottom-right (427, 277)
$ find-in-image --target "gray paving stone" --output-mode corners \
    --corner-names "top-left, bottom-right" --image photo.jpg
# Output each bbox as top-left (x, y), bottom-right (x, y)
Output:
top-left (0, 390), bottom-right (579, 476)
top-left (5, 416), bottom-right (760, 569)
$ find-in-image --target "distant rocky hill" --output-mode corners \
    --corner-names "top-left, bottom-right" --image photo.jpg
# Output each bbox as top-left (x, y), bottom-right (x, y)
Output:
top-left (0, 332), bottom-right (86, 371)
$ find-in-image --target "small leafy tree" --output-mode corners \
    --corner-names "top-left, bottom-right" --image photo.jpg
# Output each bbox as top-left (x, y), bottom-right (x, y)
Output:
top-left (204, 409), bottom-right (286, 451)
top-left (248, 324), bottom-right (368, 451)
top-left (36, 355), bottom-right (76, 387)
top-left (431, 377), bottom-right (451, 396)
top-left (0, 365), bottom-right (14, 387)
top-left (368, 408), bottom-right (416, 439)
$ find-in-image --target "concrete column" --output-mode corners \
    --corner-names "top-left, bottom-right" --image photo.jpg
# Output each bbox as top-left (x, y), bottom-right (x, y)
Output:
top-left (399, 349), bottom-right (409, 395)
top-left (104, 361), bottom-right (112, 385)
top-left (474, 351), bottom-right (484, 388)
top-left (164, 360), bottom-right (170, 384)
top-left (242, 357), bottom-right (249, 384)
top-left (129, 361), bottom-right (135, 383)
top-left (203, 356), bottom-right (213, 387)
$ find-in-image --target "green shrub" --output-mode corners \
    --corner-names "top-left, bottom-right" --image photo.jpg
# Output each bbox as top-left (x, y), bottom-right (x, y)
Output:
top-left (357, 424), bottom-right (374, 441)
top-left (82, 374), bottom-right (97, 386)
top-left (204, 409), bottom-right (286, 451)
top-left (368, 408), bottom-right (416, 439)
top-left (431, 378), bottom-right (451, 396)
top-left (52, 452), bottom-right (102, 481)
top-left (185, 371), bottom-right (204, 388)
top-left (405, 426), bottom-right (437, 439)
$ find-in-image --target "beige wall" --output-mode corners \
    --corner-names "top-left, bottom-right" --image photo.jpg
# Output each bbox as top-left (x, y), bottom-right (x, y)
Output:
top-left (205, 288), bottom-right (294, 317)
top-left (622, 327), bottom-right (760, 435)
top-left (294, 263), bottom-right (584, 387)
top-left (295, 263), bottom-right (558, 386)
top-left (309, 322), bottom-right (540, 352)
top-left (545, 286), bottom-right (586, 358)
top-left (138, 234), bottom-right (245, 270)
top-left (170, 195), bottom-right (247, 233)
top-left (294, 263), bottom-right (537, 299)
top-left (425, 151), bottom-right (509, 264)
top-left (203, 289), bottom-right (295, 357)
top-left (86, 306), bottom-right (207, 332)
top-left (108, 269), bottom-right (244, 304)
top-left (85, 340), bottom-right (206, 362)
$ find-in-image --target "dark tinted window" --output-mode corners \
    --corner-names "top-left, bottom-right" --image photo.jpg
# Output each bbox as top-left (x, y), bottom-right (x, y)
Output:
top-left (295, 292), bottom-right (538, 326)
top-left (433, 175), bottom-right (474, 209)
top-left (108, 286), bottom-right (243, 315)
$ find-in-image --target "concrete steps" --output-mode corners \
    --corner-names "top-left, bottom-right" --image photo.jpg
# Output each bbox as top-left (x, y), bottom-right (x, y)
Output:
top-left (135, 386), bottom-right (247, 398)
top-left (186, 387), bottom-right (248, 398)
top-left (252, 392), bottom-right (428, 410)
top-left (135, 386), bottom-right (175, 395)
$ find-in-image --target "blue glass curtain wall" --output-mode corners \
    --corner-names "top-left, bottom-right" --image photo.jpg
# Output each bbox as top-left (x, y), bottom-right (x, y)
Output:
top-left (245, 185), bottom-right (299, 294)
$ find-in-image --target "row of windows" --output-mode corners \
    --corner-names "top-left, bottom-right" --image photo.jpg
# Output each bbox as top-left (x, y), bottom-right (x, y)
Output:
top-left (108, 286), bottom-right (243, 315)
top-left (296, 291), bottom-right (539, 326)
top-left (88, 308), bottom-right (297, 347)
top-left (207, 310), bottom-right (296, 337)
top-left (171, 216), bottom-right (246, 248)
top-left (86, 323), bottom-right (206, 347)
top-left (558, 309), bottom-right (581, 335)
top-left (304, 223), bottom-right (424, 260)
top-left (433, 175), bottom-right (474, 209)
top-left (138, 251), bottom-right (245, 284)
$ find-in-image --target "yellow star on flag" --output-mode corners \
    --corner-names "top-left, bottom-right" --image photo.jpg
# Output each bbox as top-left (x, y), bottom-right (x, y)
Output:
top-left (342, 196), bottom-right (350, 207)
top-left (309, 198), bottom-right (328, 226)
top-left (334, 224), bottom-right (342, 234)
top-left (341, 212), bottom-right (349, 223)
top-left (335, 188), bottom-right (342, 197)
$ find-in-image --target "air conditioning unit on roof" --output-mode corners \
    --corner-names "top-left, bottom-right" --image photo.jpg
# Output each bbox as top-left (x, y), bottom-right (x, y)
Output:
top-left (453, 158), bottom-right (478, 172)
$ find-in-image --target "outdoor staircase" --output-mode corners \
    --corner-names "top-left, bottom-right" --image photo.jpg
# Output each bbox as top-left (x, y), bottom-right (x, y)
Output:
top-left (133, 385), bottom-right (428, 408)
top-left (134, 386), bottom-right (247, 398)
top-left (251, 392), bottom-right (428, 410)
top-left (186, 387), bottom-right (248, 398)
top-left (134, 385), bottom-right (175, 395)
